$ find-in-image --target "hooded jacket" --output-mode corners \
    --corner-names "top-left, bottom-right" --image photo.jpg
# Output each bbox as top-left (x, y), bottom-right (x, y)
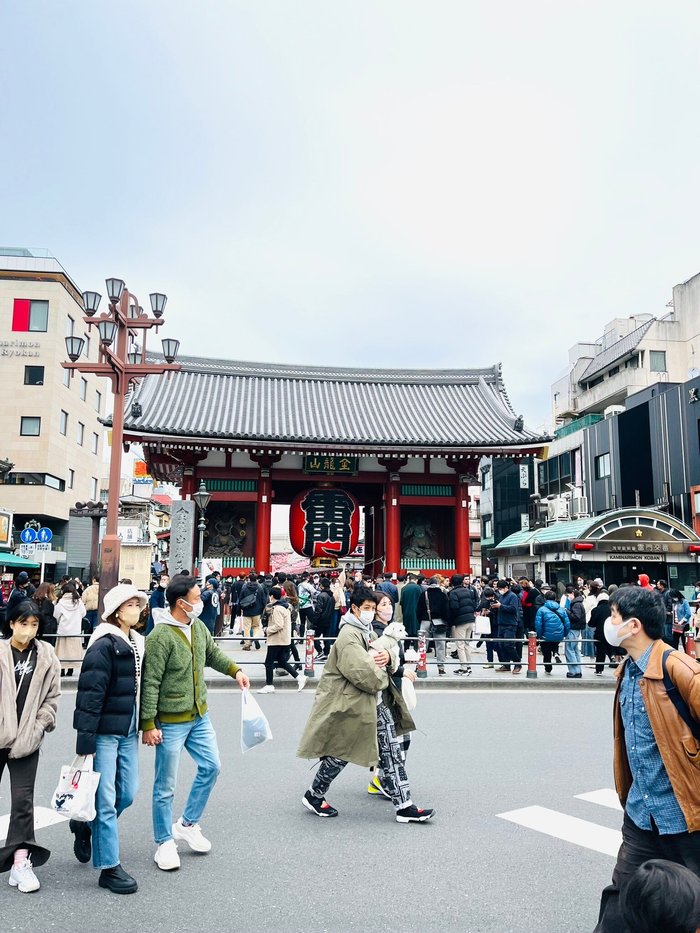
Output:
top-left (73, 623), bottom-right (145, 755)
top-left (53, 593), bottom-right (86, 636)
top-left (638, 574), bottom-right (654, 592)
top-left (265, 599), bottom-right (292, 646)
top-left (139, 607), bottom-right (241, 731)
top-left (535, 600), bottom-right (570, 642)
top-left (0, 639), bottom-right (60, 758)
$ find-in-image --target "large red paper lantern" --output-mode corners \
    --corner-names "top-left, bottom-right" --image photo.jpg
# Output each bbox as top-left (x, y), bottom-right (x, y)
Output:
top-left (289, 487), bottom-right (360, 560)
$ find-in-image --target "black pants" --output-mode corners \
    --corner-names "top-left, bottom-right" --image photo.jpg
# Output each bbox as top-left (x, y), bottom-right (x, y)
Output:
top-left (595, 639), bottom-right (615, 674)
top-left (264, 645), bottom-right (299, 685)
top-left (594, 811), bottom-right (700, 932)
top-left (541, 640), bottom-right (560, 673)
top-left (0, 749), bottom-right (50, 872)
top-left (314, 617), bottom-right (330, 656)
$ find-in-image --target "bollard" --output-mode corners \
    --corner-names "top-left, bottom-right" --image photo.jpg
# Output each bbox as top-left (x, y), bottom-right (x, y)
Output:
top-left (417, 631), bottom-right (428, 678)
top-left (685, 630), bottom-right (698, 660)
top-left (304, 629), bottom-right (316, 677)
top-left (527, 631), bottom-right (538, 679)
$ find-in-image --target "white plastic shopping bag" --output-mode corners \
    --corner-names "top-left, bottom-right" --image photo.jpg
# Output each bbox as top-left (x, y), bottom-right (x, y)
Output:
top-left (241, 688), bottom-right (272, 753)
top-left (51, 755), bottom-right (101, 822)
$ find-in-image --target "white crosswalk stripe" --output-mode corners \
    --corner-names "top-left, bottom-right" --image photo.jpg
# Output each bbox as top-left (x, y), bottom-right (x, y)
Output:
top-left (497, 789), bottom-right (623, 857)
top-left (0, 806), bottom-right (67, 842)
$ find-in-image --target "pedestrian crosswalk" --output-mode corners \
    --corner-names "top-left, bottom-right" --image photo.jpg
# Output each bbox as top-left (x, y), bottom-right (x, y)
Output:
top-left (0, 806), bottom-right (67, 843)
top-left (497, 788), bottom-right (623, 857)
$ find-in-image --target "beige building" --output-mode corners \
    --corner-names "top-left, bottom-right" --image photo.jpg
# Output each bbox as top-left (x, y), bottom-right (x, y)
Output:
top-left (0, 248), bottom-right (110, 569)
top-left (552, 269), bottom-right (700, 425)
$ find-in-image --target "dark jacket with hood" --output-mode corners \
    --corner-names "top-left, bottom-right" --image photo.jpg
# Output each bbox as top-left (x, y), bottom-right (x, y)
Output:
top-left (311, 587), bottom-right (335, 626)
top-left (448, 585), bottom-right (477, 626)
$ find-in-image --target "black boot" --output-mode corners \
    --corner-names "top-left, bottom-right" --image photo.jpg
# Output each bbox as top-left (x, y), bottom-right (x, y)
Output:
top-left (98, 864), bottom-right (138, 894)
top-left (69, 819), bottom-right (92, 863)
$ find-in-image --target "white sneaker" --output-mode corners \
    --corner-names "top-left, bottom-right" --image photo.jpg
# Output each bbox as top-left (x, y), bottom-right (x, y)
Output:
top-left (154, 839), bottom-right (181, 870)
top-left (257, 684), bottom-right (275, 694)
top-left (9, 858), bottom-right (40, 892)
top-left (172, 818), bottom-right (211, 853)
top-left (297, 673), bottom-right (307, 692)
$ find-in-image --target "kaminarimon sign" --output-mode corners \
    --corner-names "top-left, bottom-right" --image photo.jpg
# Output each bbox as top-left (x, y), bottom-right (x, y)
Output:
top-left (289, 488), bottom-right (360, 560)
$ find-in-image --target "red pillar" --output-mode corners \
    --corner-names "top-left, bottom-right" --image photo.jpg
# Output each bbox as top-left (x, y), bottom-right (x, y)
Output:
top-left (254, 466), bottom-right (272, 572)
top-left (385, 473), bottom-right (401, 574)
top-left (181, 469), bottom-right (196, 499)
top-left (372, 505), bottom-right (384, 576)
top-left (455, 475), bottom-right (471, 574)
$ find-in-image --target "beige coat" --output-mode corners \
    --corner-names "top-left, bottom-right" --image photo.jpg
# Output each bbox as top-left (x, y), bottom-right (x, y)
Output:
top-left (0, 640), bottom-right (61, 758)
top-left (82, 583), bottom-right (100, 612)
top-left (265, 602), bottom-right (292, 646)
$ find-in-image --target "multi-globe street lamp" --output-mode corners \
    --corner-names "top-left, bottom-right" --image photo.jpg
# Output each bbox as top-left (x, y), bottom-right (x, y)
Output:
top-left (62, 278), bottom-right (181, 609)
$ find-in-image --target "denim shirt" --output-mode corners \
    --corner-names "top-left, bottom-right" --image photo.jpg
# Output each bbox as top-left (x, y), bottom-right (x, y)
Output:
top-left (619, 644), bottom-right (687, 834)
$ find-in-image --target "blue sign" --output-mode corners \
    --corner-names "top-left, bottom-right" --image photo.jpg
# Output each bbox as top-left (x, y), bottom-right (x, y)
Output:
top-left (20, 527), bottom-right (37, 544)
top-left (38, 527), bottom-right (53, 543)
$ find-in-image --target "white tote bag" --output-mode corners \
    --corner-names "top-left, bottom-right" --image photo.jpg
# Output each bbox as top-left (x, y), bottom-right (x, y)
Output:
top-left (474, 613), bottom-right (491, 636)
top-left (241, 688), bottom-right (273, 754)
top-left (51, 755), bottom-right (101, 822)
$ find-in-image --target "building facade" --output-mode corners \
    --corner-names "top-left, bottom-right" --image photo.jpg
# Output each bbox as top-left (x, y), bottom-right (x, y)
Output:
top-left (121, 356), bottom-right (547, 576)
top-left (0, 248), bottom-right (109, 575)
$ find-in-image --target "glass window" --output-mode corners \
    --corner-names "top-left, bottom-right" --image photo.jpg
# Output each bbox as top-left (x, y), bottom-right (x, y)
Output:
top-left (91, 477), bottom-right (98, 500)
top-left (45, 474), bottom-right (64, 491)
top-left (60, 410), bottom-right (68, 435)
top-left (66, 316), bottom-right (74, 337)
top-left (650, 350), bottom-right (667, 373)
top-left (482, 469), bottom-right (492, 491)
top-left (548, 457), bottom-right (559, 481)
top-left (80, 377), bottom-right (87, 401)
top-left (77, 422), bottom-right (84, 445)
top-left (20, 416), bottom-right (41, 436)
top-left (92, 432), bottom-right (99, 454)
top-left (28, 300), bottom-right (48, 332)
top-left (627, 354), bottom-right (639, 369)
top-left (24, 365), bottom-right (44, 385)
top-left (608, 365), bottom-right (619, 377)
top-left (69, 469), bottom-right (75, 489)
top-left (483, 518), bottom-right (493, 539)
top-left (63, 367), bottom-right (71, 387)
top-left (560, 451), bottom-right (571, 478)
top-left (83, 335), bottom-right (90, 358)
top-left (595, 452), bottom-right (611, 479)
top-left (95, 390), bottom-right (102, 413)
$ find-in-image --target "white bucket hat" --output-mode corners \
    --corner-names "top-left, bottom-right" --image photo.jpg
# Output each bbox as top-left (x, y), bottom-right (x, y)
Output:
top-left (102, 583), bottom-right (148, 621)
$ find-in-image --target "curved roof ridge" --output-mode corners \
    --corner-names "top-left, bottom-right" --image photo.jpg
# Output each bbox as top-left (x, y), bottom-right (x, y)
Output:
top-left (145, 353), bottom-right (504, 386)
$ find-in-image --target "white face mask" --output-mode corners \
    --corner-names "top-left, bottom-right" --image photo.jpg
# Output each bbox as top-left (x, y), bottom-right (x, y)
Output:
top-left (604, 617), bottom-right (634, 648)
top-left (118, 606), bottom-right (142, 627)
top-left (181, 599), bottom-right (204, 620)
top-left (359, 609), bottom-right (375, 625)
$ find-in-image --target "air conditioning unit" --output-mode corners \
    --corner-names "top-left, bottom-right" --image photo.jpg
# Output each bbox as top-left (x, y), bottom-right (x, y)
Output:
top-left (604, 405), bottom-right (625, 419)
top-left (547, 496), bottom-right (570, 522)
top-left (572, 496), bottom-right (590, 518)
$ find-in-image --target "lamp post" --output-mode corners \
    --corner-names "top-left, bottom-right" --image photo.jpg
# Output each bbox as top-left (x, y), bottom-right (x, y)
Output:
top-left (193, 480), bottom-right (212, 585)
top-left (63, 279), bottom-right (181, 611)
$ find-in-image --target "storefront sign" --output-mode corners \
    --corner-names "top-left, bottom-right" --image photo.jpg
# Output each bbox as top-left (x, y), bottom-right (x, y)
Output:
top-left (608, 543), bottom-right (670, 554)
top-left (519, 464), bottom-right (529, 489)
top-left (607, 553), bottom-right (664, 562)
top-left (303, 455), bottom-right (358, 475)
top-left (0, 339), bottom-right (40, 358)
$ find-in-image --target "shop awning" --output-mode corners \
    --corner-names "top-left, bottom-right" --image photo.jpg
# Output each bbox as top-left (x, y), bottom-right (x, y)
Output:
top-left (0, 552), bottom-right (41, 569)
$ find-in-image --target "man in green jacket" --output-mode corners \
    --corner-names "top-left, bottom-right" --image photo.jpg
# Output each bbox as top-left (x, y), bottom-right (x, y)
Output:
top-left (298, 586), bottom-right (434, 823)
top-left (140, 575), bottom-right (250, 871)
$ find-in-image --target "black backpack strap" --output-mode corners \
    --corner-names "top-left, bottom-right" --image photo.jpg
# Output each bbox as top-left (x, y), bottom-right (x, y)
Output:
top-left (662, 649), bottom-right (700, 741)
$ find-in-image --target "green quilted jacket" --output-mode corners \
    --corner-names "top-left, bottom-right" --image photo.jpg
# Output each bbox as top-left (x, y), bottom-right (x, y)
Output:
top-left (140, 612), bottom-right (240, 730)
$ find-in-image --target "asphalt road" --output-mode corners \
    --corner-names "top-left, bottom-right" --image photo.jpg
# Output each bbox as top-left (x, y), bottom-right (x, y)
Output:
top-left (1, 690), bottom-right (621, 933)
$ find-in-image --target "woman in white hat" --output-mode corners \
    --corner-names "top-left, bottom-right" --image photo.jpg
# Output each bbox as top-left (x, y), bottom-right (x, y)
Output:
top-left (70, 584), bottom-right (147, 894)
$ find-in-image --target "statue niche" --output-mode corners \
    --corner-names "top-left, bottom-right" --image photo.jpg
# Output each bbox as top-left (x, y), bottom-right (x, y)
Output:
top-left (402, 515), bottom-right (441, 561)
top-left (203, 504), bottom-right (248, 557)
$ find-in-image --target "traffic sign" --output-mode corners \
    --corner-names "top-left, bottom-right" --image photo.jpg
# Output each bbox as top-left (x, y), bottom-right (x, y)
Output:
top-left (20, 527), bottom-right (37, 544)
top-left (19, 543), bottom-right (36, 557)
top-left (38, 527), bottom-right (53, 543)
top-left (35, 542), bottom-right (51, 552)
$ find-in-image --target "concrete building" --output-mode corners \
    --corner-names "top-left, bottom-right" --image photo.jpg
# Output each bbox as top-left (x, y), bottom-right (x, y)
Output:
top-left (0, 248), bottom-right (109, 576)
top-left (552, 269), bottom-right (700, 425)
top-left (479, 457), bottom-right (535, 576)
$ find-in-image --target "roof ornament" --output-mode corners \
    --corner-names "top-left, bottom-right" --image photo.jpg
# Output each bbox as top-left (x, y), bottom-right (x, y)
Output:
top-left (514, 415), bottom-right (524, 432)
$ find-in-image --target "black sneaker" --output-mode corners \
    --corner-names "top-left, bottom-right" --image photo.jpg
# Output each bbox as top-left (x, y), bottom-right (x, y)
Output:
top-left (98, 864), bottom-right (138, 894)
top-left (302, 790), bottom-right (338, 818)
top-left (69, 819), bottom-right (92, 863)
top-left (396, 805), bottom-right (435, 823)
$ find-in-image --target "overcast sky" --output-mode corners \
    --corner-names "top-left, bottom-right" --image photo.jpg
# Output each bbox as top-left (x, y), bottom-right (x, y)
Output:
top-left (3, 1), bottom-right (700, 430)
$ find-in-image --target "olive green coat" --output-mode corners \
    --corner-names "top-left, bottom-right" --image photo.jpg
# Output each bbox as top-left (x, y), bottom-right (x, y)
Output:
top-left (297, 622), bottom-right (415, 768)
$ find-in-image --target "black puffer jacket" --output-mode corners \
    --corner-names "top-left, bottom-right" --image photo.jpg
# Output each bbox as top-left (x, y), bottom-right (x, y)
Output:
top-left (73, 631), bottom-right (141, 755)
top-left (310, 588), bottom-right (335, 625)
top-left (448, 586), bottom-right (477, 626)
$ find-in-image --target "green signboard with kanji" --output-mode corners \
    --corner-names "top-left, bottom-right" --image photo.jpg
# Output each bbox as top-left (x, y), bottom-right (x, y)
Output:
top-left (303, 455), bottom-right (359, 475)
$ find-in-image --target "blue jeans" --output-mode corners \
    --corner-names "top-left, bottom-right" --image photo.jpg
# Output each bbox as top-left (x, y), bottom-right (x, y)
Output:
top-left (86, 609), bottom-right (98, 631)
top-left (152, 714), bottom-right (221, 845)
top-left (565, 630), bottom-right (582, 675)
top-left (91, 712), bottom-right (139, 870)
top-left (582, 625), bottom-right (596, 657)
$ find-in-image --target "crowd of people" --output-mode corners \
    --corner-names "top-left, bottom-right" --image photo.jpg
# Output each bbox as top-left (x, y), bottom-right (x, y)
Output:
top-left (0, 565), bottom-right (697, 933)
